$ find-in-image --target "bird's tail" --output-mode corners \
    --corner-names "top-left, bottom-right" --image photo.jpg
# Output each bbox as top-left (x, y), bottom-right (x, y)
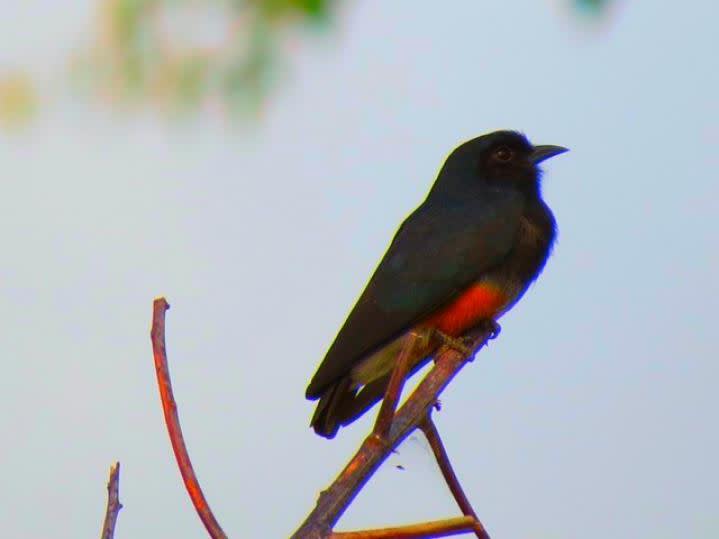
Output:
top-left (310, 378), bottom-right (355, 438)
top-left (310, 376), bottom-right (391, 439)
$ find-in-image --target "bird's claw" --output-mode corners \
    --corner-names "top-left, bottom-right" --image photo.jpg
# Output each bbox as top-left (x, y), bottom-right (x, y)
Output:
top-left (432, 320), bottom-right (501, 362)
top-left (483, 319), bottom-right (501, 340)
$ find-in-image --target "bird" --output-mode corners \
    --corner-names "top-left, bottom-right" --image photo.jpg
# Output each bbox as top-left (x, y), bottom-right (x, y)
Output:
top-left (305, 130), bottom-right (567, 438)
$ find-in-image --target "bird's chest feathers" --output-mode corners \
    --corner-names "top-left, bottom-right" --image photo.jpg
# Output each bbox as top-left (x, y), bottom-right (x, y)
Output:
top-left (420, 281), bottom-right (509, 336)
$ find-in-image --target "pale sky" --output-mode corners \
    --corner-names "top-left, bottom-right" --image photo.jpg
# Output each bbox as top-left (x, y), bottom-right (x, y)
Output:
top-left (0, 1), bottom-right (717, 538)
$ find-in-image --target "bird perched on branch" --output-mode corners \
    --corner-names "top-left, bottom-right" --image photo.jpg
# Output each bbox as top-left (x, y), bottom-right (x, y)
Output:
top-left (306, 130), bottom-right (567, 438)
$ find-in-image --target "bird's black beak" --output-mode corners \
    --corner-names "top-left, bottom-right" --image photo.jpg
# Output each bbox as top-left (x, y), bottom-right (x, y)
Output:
top-left (530, 145), bottom-right (569, 165)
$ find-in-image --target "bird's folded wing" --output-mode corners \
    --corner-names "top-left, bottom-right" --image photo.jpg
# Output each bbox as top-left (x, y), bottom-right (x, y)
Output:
top-left (306, 189), bottom-right (523, 399)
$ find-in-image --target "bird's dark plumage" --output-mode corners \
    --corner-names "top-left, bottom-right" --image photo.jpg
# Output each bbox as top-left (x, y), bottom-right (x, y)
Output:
top-left (306, 130), bottom-right (567, 438)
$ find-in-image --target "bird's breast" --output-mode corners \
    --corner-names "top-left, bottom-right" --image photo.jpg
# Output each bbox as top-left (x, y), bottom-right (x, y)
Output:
top-left (419, 280), bottom-right (514, 337)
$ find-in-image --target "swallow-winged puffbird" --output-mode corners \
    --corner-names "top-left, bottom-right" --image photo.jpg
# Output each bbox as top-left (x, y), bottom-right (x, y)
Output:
top-left (306, 130), bottom-right (567, 438)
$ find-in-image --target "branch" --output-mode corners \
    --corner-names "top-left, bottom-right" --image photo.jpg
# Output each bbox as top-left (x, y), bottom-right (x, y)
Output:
top-left (100, 462), bottom-right (122, 539)
top-left (420, 417), bottom-right (488, 539)
top-left (330, 515), bottom-right (480, 538)
top-left (151, 298), bottom-right (228, 539)
top-left (291, 326), bottom-right (495, 539)
top-left (373, 331), bottom-right (420, 439)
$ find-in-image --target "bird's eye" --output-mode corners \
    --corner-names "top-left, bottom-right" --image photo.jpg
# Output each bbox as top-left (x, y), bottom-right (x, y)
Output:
top-left (494, 146), bottom-right (513, 162)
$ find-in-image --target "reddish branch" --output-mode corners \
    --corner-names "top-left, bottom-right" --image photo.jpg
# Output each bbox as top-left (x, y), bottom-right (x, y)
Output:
top-left (372, 331), bottom-right (420, 439)
top-left (291, 326), bottom-right (494, 539)
top-left (100, 462), bottom-right (122, 539)
top-left (151, 298), bottom-right (228, 539)
top-left (330, 515), bottom-right (481, 538)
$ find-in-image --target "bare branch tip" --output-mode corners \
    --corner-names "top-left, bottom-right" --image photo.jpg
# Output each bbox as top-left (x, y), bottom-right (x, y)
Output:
top-left (153, 297), bottom-right (170, 311)
top-left (100, 461), bottom-right (122, 539)
top-left (108, 462), bottom-right (120, 482)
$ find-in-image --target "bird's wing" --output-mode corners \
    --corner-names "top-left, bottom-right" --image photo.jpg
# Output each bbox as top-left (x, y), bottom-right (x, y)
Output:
top-left (306, 189), bottom-right (524, 399)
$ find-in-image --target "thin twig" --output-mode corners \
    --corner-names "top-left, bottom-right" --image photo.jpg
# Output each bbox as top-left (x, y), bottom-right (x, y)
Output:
top-left (151, 298), bottom-right (228, 539)
top-left (100, 462), bottom-right (122, 539)
top-left (291, 326), bottom-right (494, 539)
top-left (330, 515), bottom-right (480, 538)
top-left (420, 417), bottom-right (489, 539)
top-left (373, 331), bottom-right (419, 440)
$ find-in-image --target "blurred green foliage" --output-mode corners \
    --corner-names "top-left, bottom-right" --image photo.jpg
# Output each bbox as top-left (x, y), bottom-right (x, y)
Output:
top-left (1, 0), bottom-right (612, 127)
top-left (73, 0), bottom-right (335, 117)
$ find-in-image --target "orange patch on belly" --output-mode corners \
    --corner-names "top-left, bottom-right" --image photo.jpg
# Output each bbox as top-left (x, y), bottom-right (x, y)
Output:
top-left (421, 282), bottom-right (508, 337)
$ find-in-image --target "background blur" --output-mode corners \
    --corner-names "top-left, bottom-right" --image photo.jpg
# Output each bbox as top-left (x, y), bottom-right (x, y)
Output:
top-left (1, 1), bottom-right (717, 538)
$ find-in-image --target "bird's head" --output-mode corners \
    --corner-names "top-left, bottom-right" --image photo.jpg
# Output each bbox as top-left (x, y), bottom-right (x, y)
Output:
top-left (432, 130), bottom-right (568, 199)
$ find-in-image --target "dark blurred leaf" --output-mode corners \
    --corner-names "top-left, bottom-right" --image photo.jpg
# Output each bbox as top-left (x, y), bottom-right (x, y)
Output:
top-left (291, 0), bottom-right (331, 19)
top-left (573, 0), bottom-right (611, 16)
top-left (257, 0), bottom-right (331, 21)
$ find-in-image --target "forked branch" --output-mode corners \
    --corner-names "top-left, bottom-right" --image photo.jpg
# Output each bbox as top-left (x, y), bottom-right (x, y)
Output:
top-left (291, 326), bottom-right (495, 539)
top-left (150, 298), bottom-right (493, 539)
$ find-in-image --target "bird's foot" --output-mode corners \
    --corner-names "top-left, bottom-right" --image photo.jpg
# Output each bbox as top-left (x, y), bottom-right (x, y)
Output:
top-left (481, 319), bottom-right (501, 340)
top-left (432, 329), bottom-right (473, 357)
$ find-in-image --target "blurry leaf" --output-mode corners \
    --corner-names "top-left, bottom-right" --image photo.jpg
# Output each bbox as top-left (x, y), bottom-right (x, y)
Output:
top-left (0, 72), bottom-right (37, 130)
top-left (176, 55), bottom-right (211, 107)
top-left (293, 0), bottom-right (329, 18)
top-left (573, 0), bottom-right (611, 17)
top-left (257, 0), bottom-right (331, 21)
